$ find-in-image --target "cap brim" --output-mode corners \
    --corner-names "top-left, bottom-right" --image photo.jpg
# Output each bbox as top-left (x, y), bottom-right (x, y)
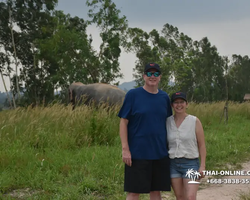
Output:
top-left (145, 67), bottom-right (161, 72)
top-left (171, 97), bottom-right (187, 103)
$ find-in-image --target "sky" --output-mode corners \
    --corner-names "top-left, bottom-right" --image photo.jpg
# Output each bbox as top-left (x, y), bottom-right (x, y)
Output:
top-left (1, 0), bottom-right (250, 92)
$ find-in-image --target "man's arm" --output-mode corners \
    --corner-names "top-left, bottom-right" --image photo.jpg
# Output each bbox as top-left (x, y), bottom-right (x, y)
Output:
top-left (120, 118), bottom-right (132, 166)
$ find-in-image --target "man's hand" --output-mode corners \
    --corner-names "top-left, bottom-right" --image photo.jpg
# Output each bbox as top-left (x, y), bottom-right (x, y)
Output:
top-left (122, 148), bottom-right (132, 167)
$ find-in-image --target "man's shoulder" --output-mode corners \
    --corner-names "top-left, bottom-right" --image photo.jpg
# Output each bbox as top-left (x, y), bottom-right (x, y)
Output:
top-left (158, 89), bottom-right (170, 97)
top-left (126, 87), bottom-right (142, 95)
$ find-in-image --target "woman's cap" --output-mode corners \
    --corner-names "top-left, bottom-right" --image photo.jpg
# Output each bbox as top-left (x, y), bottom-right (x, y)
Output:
top-left (171, 92), bottom-right (187, 103)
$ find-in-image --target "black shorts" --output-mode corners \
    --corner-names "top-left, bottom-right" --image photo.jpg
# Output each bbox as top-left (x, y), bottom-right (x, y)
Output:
top-left (124, 156), bottom-right (171, 193)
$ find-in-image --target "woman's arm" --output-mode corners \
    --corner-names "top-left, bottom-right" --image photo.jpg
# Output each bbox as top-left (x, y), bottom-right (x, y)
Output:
top-left (195, 117), bottom-right (206, 178)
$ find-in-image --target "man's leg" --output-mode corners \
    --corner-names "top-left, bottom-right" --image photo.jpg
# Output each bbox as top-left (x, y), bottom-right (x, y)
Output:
top-left (151, 157), bottom-right (171, 192)
top-left (150, 191), bottom-right (161, 200)
top-left (124, 160), bottom-right (151, 196)
top-left (126, 193), bottom-right (140, 200)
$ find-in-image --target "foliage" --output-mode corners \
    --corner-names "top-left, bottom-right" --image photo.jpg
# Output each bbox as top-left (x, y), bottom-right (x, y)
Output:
top-left (126, 24), bottom-right (229, 102)
top-left (227, 55), bottom-right (250, 101)
top-left (0, 0), bottom-right (58, 106)
top-left (125, 22), bottom-right (250, 103)
top-left (87, 0), bottom-right (128, 84)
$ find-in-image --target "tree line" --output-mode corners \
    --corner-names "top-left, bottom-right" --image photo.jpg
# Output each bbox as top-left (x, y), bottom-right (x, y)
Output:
top-left (0, 0), bottom-right (249, 108)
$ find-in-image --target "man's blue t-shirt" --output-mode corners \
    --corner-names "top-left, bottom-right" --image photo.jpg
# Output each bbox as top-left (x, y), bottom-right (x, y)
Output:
top-left (118, 87), bottom-right (172, 160)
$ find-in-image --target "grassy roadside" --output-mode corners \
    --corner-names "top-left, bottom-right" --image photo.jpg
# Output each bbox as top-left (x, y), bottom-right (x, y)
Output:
top-left (0, 102), bottom-right (250, 199)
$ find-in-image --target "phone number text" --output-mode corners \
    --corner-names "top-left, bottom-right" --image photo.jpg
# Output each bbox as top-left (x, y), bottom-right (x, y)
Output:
top-left (207, 179), bottom-right (250, 184)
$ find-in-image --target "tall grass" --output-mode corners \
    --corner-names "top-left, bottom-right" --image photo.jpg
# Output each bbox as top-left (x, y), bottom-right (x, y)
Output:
top-left (1, 104), bottom-right (120, 149)
top-left (0, 102), bottom-right (250, 199)
top-left (188, 101), bottom-right (250, 170)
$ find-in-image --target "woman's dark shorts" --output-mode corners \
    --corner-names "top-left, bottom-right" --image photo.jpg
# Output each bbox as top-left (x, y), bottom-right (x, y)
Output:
top-left (124, 156), bottom-right (171, 193)
top-left (170, 157), bottom-right (200, 178)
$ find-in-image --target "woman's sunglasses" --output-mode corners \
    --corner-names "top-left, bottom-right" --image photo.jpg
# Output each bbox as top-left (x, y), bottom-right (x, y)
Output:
top-left (145, 71), bottom-right (161, 77)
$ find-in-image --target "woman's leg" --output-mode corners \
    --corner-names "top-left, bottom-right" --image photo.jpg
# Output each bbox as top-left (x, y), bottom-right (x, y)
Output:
top-left (183, 179), bottom-right (199, 200)
top-left (171, 178), bottom-right (185, 200)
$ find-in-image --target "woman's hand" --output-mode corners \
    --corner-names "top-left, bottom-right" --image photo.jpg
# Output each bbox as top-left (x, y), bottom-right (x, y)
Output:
top-left (198, 166), bottom-right (206, 179)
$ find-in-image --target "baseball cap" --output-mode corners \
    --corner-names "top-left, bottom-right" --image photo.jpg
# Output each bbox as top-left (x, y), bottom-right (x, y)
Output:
top-left (144, 63), bottom-right (161, 73)
top-left (171, 92), bottom-right (187, 103)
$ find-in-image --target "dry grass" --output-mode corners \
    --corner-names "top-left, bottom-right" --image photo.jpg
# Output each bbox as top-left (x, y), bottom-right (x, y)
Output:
top-left (0, 102), bottom-right (250, 199)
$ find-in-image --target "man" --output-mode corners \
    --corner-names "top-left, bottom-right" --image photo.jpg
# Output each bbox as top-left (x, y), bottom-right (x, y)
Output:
top-left (118, 62), bottom-right (172, 200)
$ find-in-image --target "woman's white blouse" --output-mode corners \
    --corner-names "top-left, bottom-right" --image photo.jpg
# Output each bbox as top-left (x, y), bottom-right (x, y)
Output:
top-left (167, 115), bottom-right (199, 159)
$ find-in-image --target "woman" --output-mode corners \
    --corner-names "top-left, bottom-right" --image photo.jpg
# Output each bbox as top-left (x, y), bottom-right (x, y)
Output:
top-left (167, 92), bottom-right (206, 200)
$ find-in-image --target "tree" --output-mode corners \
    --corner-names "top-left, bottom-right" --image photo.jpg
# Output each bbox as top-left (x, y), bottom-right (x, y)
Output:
top-left (127, 23), bottom-right (226, 103)
top-left (159, 24), bottom-right (195, 95)
top-left (227, 55), bottom-right (250, 101)
top-left (127, 24), bottom-right (195, 94)
top-left (0, 0), bottom-right (58, 106)
top-left (0, 53), bottom-right (13, 108)
top-left (191, 37), bottom-right (226, 102)
top-left (125, 27), bottom-right (160, 87)
top-left (35, 11), bottom-right (100, 97)
top-left (87, 0), bottom-right (128, 84)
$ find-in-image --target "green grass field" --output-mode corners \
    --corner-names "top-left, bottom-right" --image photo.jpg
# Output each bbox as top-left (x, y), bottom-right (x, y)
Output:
top-left (0, 102), bottom-right (250, 199)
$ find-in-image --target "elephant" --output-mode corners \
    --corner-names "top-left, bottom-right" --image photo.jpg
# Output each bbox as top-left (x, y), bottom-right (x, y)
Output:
top-left (68, 82), bottom-right (126, 110)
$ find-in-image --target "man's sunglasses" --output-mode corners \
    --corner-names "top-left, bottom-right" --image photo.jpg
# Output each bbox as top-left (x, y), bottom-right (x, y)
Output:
top-left (145, 71), bottom-right (161, 77)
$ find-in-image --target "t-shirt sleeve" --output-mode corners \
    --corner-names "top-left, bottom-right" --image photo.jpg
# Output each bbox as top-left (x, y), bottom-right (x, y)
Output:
top-left (166, 94), bottom-right (173, 117)
top-left (117, 90), bottom-right (134, 120)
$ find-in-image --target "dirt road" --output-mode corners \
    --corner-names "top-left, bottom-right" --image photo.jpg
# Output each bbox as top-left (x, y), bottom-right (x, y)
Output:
top-left (197, 161), bottom-right (250, 200)
top-left (163, 161), bottom-right (250, 200)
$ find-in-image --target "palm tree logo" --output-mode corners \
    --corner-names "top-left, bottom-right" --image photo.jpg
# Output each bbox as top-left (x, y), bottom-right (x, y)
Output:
top-left (185, 168), bottom-right (201, 184)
